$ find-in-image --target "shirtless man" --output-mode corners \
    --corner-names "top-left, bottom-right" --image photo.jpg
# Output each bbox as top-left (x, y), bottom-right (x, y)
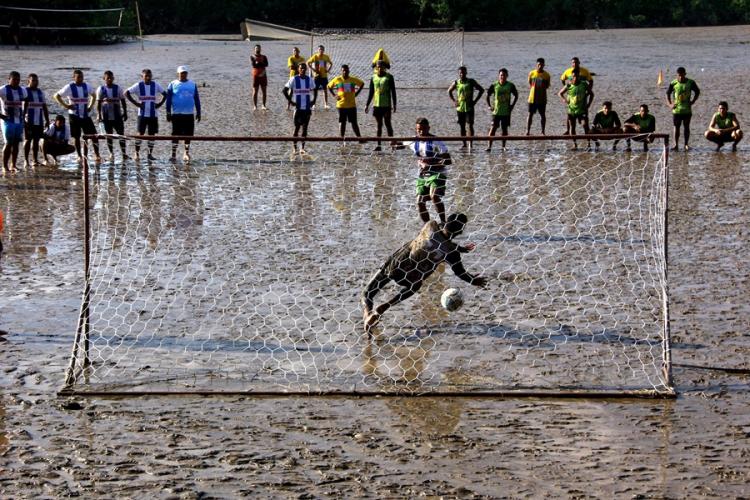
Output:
top-left (362, 213), bottom-right (488, 332)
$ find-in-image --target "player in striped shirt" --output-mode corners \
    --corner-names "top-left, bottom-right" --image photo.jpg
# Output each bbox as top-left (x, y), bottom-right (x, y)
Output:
top-left (22, 73), bottom-right (49, 168)
top-left (1, 71), bottom-right (27, 172)
top-left (126, 69), bottom-right (166, 162)
top-left (283, 62), bottom-right (318, 155)
top-left (395, 117), bottom-right (452, 224)
top-left (97, 71), bottom-right (129, 162)
top-left (54, 69), bottom-right (100, 164)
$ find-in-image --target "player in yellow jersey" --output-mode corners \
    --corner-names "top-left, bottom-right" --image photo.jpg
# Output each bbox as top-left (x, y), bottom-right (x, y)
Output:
top-left (526, 58), bottom-right (550, 135)
top-left (307, 45), bottom-right (333, 109)
top-left (286, 47), bottom-right (305, 110)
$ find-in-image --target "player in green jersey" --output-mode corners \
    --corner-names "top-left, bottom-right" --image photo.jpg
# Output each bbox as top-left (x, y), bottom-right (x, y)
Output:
top-left (364, 61), bottom-right (397, 151)
top-left (590, 101), bottom-right (622, 150)
top-left (704, 101), bottom-right (743, 151)
top-left (666, 67), bottom-right (700, 151)
top-left (623, 104), bottom-right (656, 151)
top-left (485, 68), bottom-right (518, 151)
top-left (448, 66), bottom-right (484, 150)
top-left (557, 71), bottom-right (593, 150)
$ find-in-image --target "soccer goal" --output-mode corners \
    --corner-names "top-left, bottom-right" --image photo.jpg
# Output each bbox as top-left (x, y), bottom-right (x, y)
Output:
top-left (62, 133), bottom-right (673, 397)
top-left (0, 5), bottom-right (128, 43)
top-left (240, 20), bottom-right (464, 89)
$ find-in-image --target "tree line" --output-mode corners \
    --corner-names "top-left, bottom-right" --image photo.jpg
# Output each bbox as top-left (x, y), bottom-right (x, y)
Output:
top-left (1, 0), bottom-right (748, 43)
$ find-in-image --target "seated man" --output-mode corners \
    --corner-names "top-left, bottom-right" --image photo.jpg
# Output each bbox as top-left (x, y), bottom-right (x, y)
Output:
top-left (361, 213), bottom-right (488, 333)
top-left (704, 101), bottom-right (743, 151)
top-left (42, 114), bottom-right (76, 165)
top-left (623, 104), bottom-right (656, 151)
top-left (590, 100), bottom-right (622, 150)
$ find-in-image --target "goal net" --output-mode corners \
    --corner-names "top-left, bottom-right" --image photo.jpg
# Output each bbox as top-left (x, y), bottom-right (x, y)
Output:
top-left (310, 28), bottom-right (463, 89)
top-left (0, 5), bottom-right (127, 43)
top-left (63, 135), bottom-right (672, 396)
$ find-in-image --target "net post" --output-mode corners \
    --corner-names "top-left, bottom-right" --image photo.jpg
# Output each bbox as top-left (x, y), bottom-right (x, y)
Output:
top-left (460, 28), bottom-right (465, 66)
top-left (64, 155), bottom-right (92, 386)
top-left (661, 136), bottom-right (673, 388)
top-left (135, 1), bottom-right (144, 51)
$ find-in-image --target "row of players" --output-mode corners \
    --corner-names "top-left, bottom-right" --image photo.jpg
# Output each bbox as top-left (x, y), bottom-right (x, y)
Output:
top-left (278, 51), bottom-right (743, 154)
top-left (0, 56), bottom-right (745, 171)
top-left (0, 66), bottom-right (200, 171)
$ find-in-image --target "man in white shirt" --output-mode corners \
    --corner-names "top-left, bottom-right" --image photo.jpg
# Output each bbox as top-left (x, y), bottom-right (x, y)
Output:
top-left (283, 62), bottom-right (317, 155)
top-left (53, 69), bottom-right (100, 164)
top-left (126, 68), bottom-right (166, 162)
top-left (0, 71), bottom-right (27, 171)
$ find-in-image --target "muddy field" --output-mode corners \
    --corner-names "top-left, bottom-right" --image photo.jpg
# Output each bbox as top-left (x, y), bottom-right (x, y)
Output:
top-left (1, 27), bottom-right (750, 497)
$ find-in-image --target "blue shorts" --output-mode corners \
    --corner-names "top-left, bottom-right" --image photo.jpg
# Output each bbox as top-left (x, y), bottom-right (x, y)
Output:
top-left (1, 121), bottom-right (24, 143)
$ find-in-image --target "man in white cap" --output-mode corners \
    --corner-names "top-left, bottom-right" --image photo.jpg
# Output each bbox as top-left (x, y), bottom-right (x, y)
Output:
top-left (166, 65), bottom-right (201, 162)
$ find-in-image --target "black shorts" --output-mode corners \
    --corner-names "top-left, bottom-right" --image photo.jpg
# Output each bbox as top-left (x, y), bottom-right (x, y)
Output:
top-left (457, 109), bottom-right (475, 126)
top-left (69, 115), bottom-right (97, 139)
top-left (102, 119), bottom-right (125, 136)
top-left (171, 114), bottom-right (195, 136)
top-left (372, 106), bottom-right (391, 119)
top-left (338, 107), bottom-right (357, 124)
top-left (294, 109), bottom-right (312, 127)
top-left (528, 102), bottom-right (547, 115)
top-left (568, 113), bottom-right (588, 123)
top-left (673, 114), bottom-right (692, 127)
top-left (314, 76), bottom-right (328, 90)
top-left (24, 123), bottom-right (45, 140)
top-left (492, 115), bottom-right (511, 128)
top-left (137, 116), bottom-right (159, 135)
top-left (252, 75), bottom-right (268, 89)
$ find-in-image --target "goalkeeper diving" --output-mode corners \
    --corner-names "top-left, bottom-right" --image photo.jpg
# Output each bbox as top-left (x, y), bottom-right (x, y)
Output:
top-left (361, 213), bottom-right (488, 332)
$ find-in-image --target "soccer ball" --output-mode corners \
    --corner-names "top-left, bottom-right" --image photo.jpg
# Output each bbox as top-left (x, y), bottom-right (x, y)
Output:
top-left (440, 288), bottom-right (464, 312)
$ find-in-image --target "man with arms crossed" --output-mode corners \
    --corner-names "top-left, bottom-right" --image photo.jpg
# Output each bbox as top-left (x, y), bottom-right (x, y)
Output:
top-left (250, 44), bottom-right (269, 110)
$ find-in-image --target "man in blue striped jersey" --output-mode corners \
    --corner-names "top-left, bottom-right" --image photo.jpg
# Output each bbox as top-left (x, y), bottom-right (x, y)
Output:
top-left (22, 73), bottom-right (49, 168)
top-left (1, 71), bottom-right (27, 171)
top-left (53, 69), bottom-right (100, 164)
top-left (283, 62), bottom-right (318, 155)
top-left (126, 69), bottom-right (166, 162)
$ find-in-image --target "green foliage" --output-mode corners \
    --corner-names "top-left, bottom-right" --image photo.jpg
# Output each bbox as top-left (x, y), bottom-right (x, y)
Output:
top-left (2, 0), bottom-right (747, 43)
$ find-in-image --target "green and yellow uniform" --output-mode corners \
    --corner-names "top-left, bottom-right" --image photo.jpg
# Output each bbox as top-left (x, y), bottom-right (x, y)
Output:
top-left (327, 75), bottom-right (364, 109)
top-left (287, 55), bottom-right (305, 78)
top-left (593, 110), bottom-right (620, 129)
top-left (454, 78), bottom-right (480, 112)
top-left (714, 112), bottom-right (736, 130)
top-left (371, 73), bottom-right (395, 108)
top-left (566, 81), bottom-right (589, 117)
top-left (668, 78), bottom-right (699, 115)
top-left (560, 66), bottom-right (592, 86)
top-left (307, 53), bottom-right (332, 78)
top-left (527, 69), bottom-right (550, 104)
top-left (489, 81), bottom-right (517, 116)
top-left (625, 113), bottom-right (656, 133)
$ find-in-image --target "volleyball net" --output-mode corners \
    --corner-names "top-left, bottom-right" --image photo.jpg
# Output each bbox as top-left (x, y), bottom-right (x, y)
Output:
top-left (62, 133), bottom-right (673, 397)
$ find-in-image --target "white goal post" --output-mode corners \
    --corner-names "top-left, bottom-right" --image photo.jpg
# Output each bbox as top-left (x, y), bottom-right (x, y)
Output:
top-left (62, 133), bottom-right (673, 398)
